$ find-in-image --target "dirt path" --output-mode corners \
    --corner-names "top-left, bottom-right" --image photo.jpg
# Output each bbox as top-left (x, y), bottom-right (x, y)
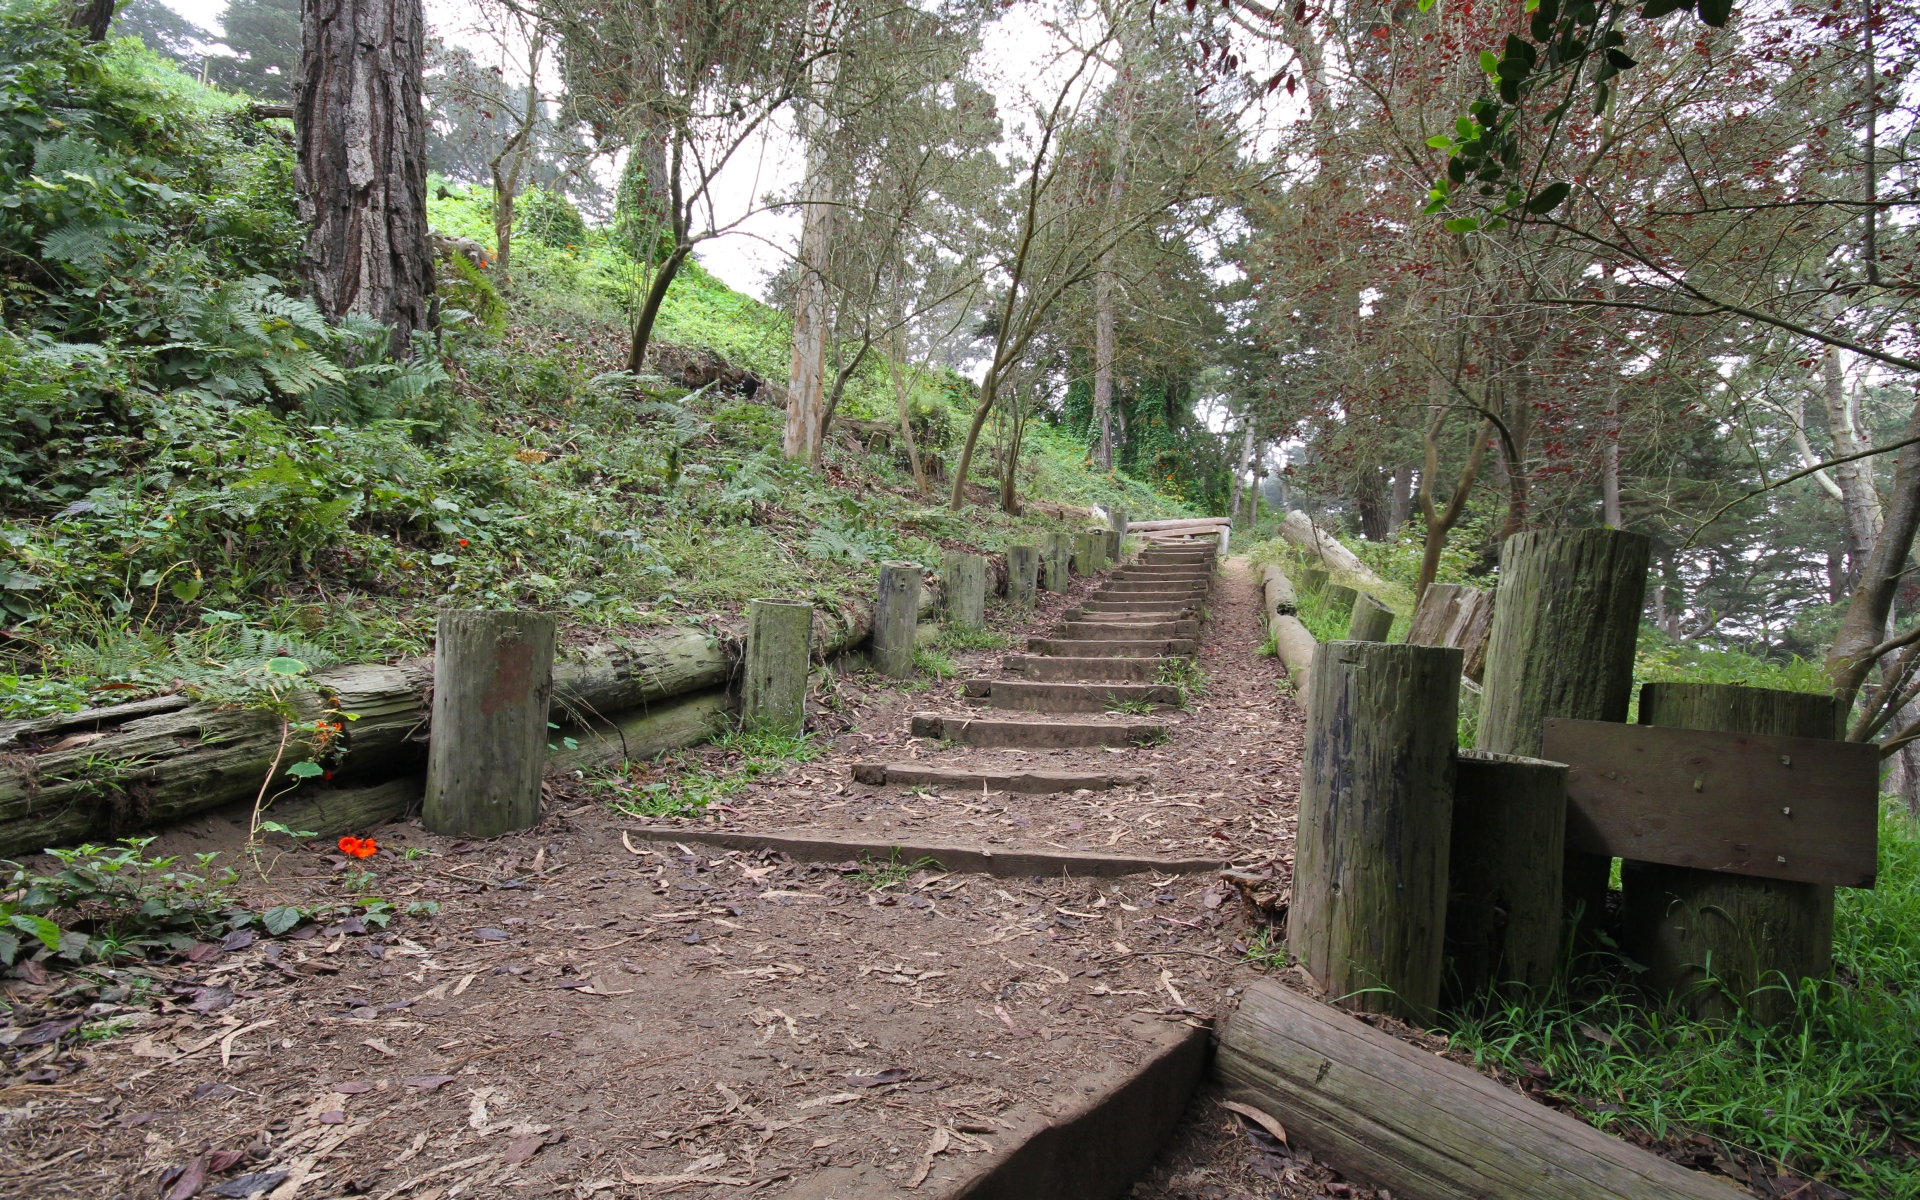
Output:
top-left (0, 547), bottom-right (1355, 1200)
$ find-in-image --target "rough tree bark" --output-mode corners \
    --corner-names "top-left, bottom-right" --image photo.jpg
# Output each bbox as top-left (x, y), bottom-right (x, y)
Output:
top-left (783, 52), bottom-right (838, 464)
top-left (1090, 28), bottom-right (1135, 473)
top-left (297, 0), bottom-right (435, 352)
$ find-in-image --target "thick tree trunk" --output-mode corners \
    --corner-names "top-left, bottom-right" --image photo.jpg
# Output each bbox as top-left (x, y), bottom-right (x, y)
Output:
top-left (1622, 683), bottom-right (1842, 1025)
top-left (783, 58), bottom-right (838, 465)
top-left (1387, 465), bottom-right (1412, 535)
top-left (1089, 38), bottom-right (1134, 473)
top-left (297, 0), bottom-right (434, 352)
top-left (1828, 396), bottom-right (1920, 709)
top-left (1475, 528), bottom-right (1650, 946)
top-left (1229, 419), bottom-right (1254, 527)
top-left (69, 0), bottom-right (113, 41)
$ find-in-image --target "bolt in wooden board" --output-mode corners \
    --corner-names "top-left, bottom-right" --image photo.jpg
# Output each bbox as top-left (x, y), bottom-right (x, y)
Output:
top-left (1542, 717), bottom-right (1880, 888)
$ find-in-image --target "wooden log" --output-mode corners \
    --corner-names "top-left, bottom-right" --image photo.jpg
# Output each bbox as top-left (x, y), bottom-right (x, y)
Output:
top-left (1277, 510), bottom-right (1394, 594)
top-left (1475, 528), bottom-right (1649, 942)
top-left (1214, 979), bottom-right (1744, 1200)
top-left (546, 688), bottom-right (730, 775)
top-left (1347, 593), bottom-right (1394, 642)
top-left (742, 599), bottom-right (813, 734)
top-left (942, 551), bottom-right (987, 629)
top-left (1454, 588), bottom-right (1497, 683)
top-left (244, 775), bottom-right (423, 839)
top-left (1107, 507), bottom-right (1130, 533)
top-left (1125, 517), bottom-right (1228, 532)
top-left (1007, 545), bottom-right (1041, 609)
top-left (1406, 583), bottom-right (1468, 646)
top-left (1297, 567), bottom-right (1329, 596)
top-left (1321, 583), bottom-right (1358, 625)
top-left (1073, 532), bottom-right (1107, 574)
top-left (1445, 750), bottom-right (1567, 1002)
top-left (873, 562), bottom-right (922, 678)
top-left (1260, 564), bottom-right (1297, 618)
top-left (423, 611), bottom-right (556, 838)
top-left (1042, 532), bottom-right (1074, 593)
top-left (1271, 615), bottom-right (1316, 706)
top-left (1292, 641), bottom-right (1462, 1021)
top-left (1622, 683), bottom-right (1844, 1024)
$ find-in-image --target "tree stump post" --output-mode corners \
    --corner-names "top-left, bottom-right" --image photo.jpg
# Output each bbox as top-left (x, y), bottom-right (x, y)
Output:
top-left (1298, 567), bottom-right (1329, 596)
top-left (1042, 532), bottom-right (1074, 592)
top-left (1108, 508), bottom-right (1129, 534)
top-left (423, 610), bottom-right (557, 838)
top-left (1623, 683), bottom-right (1844, 1024)
top-left (1007, 545), bottom-right (1040, 609)
top-left (1103, 529), bottom-right (1123, 564)
top-left (941, 551), bottom-right (987, 630)
top-left (1347, 593), bottom-right (1393, 642)
top-left (872, 562), bottom-right (921, 678)
top-left (1321, 583), bottom-right (1358, 625)
top-left (1474, 528), bottom-right (1649, 946)
top-left (742, 599), bottom-right (813, 735)
top-left (1073, 532), bottom-right (1106, 575)
top-left (1445, 750), bottom-right (1568, 1003)
top-left (1292, 640), bottom-right (1463, 1022)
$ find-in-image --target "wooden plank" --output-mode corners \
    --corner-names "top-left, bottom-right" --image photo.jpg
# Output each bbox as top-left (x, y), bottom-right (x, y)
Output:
top-left (1542, 718), bottom-right (1879, 888)
top-left (1215, 979), bottom-right (1744, 1200)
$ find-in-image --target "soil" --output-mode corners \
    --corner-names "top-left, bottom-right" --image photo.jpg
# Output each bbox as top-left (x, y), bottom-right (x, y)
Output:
top-left (0, 555), bottom-right (1350, 1200)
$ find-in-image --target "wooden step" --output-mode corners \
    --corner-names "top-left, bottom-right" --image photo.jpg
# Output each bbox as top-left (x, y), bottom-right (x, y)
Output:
top-left (909, 713), bottom-right (1168, 747)
top-left (1027, 638), bottom-right (1196, 657)
top-left (1114, 567), bottom-right (1214, 579)
top-left (1066, 606), bottom-right (1193, 621)
top-left (1054, 620), bottom-right (1201, 639)
top-left (1102, 581), bottom-right (1208, 593)
top-left (959, 679), bottom-right (1183, 712)
top-left (849, 761), bottom-right (1151, 792)
top-left (1003, 654), bottom-right (1183, 681)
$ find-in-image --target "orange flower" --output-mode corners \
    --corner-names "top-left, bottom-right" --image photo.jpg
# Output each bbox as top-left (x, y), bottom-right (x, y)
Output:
top-left (457, 538), bottom-right (469, 546)
top-left (338, 836), bottom-right (378, 858)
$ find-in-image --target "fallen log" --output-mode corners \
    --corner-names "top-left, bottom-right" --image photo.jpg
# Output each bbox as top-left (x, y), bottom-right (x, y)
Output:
top-left (1277, 511), bottom-right (1393, 595)
top-left (1215, 979), bottom-right (1743, 1200)
top-left (0, 589), bottom-right (930, 859)
top-left (1261, 566), bottom-right (1316, 703)
top-left (1126, 517), bottom-right (1230, 532)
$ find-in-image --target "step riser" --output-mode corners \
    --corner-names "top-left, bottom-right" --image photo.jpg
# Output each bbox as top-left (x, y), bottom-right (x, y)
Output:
top-left (850, 762), bottom-right (1150, 793)
top-left (1027, 639), bottom-right (1196, 657)
top-left (974, 692), bottom-right (1177, 714)
top-left (1068, 609), bottom-right (1193, 621)
top-left (962, 681), bottom-right (1183, 713)
top-left (1115, 569), bottom-right (1214, 578)
top-left (1103, 583), bottom-right (1208, 593)
top-left (909, 714), bottom-right (1166, 748)
top-left (1003, 655), bottom-right (1181, 681)
top-left (1055, 622), bottom-right (1201, 639)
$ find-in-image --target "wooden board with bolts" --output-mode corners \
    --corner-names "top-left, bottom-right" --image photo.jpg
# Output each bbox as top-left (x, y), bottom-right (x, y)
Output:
top-left (1542, 717), bottom-right (1880, 888)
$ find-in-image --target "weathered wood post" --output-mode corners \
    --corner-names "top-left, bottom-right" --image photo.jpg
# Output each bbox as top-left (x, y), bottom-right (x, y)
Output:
top-left (1623, 684), bottom-right (1844, 1024)
top-left (1347, 593), bottom-right (1393, 642)
top-left (1042, 532), bottom-right (1073, 592)
top-left (1445, 750), bottom-right (1568, 1002)
top-left (872, 562), bottom-right (921, 678)
top-left (742, 599), bottom-right (812, 734)
top-left (1475, 528), bottom-right (1648, 943)
top-left (1298, 567), bottom-right (1329, 596)
top-left (1073, 532), bottom-right (1106, 574)
top-left (1107, 507), bottom-right (1129, 534)
top-left (1007, 545), bottom-right (1040, 609)
top-left (1102, 529), bottom-right (1122, 564)
top-left (424, 610), bottom-right (557, 838)
top-left (1292, 641), bottom-right (1462, 1022)
top-left (941, 551), bottom-right (987, 630)
top-left (1321, 583), bottom-right (1358, 625)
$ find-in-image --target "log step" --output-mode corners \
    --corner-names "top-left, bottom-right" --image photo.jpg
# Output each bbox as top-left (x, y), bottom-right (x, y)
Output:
top-left (1114, 568), bottom-right (1214, 579)
top-left (1003, 655), bottom-right (1183, 681)
top-left (1027, 638), bottom-right (1196, 658)
top-left (1101, 581), bottom-right (1209, 594)
top-left (1054, 620), bottom-right (1201, 639)
top-left (1065, 607), bottom-right (1193, 622)
top-left (909, 713), bottom-right (1169, 747)
top-left (959, 679), bottom-right (1184, 712)
top-left (849, 762), bottom-right (1151, 792)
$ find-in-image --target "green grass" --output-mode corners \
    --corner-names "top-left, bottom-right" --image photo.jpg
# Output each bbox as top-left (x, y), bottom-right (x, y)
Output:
top-left (851, 848), bottom-right (943, 890)
top-left (596, 725), bottom-right (822, 818)
top-left (912, 646), bottom-right (959, 679)
top-left (1445, 808), bottom-right (1920, 1196)
top-left (935, 625), bottom-right (1016, 652)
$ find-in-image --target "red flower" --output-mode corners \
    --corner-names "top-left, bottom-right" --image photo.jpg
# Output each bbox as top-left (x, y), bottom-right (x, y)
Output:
top-left (457, 539), bottom-right (469, 547)
top-left (338, 836), bottom-right (378, 858)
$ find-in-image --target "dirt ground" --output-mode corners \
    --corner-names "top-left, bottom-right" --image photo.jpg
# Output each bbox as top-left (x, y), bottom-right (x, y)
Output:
top-left (2, 553), bottom-right (1360, 1200)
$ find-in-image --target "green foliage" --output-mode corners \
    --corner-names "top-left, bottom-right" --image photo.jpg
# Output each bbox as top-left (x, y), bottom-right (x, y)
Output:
top-left (1154, 656), bottom-right (1210, 704)
top-left (1445, 810), bottom-right (1920, 1198)
top-left (850, 848), bottom-right (942, 890)
top-left (0, 671), bottom-right (93, 717)
top-left (935, 625), bottom-right (1015, 651)
top-left (0, 838), bottom-right (237, 963)
top-left (517, 186), bottom-right (587, 248)
top-left (598, 724), bottom-right (821, 819)
top-left (1634, 624), bottom-right (1830, 699)
top-left (912, 646), bottom-right (959, 679)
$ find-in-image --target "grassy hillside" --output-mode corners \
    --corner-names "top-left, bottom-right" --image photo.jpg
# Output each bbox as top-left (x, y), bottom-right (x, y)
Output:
top-left (0, 26), bottom-right (1185, 719)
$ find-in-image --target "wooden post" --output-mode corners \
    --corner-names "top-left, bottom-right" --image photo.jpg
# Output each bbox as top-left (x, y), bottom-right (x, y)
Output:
top-left (872, 562), bottom-right (921, 678)
top-left (1073, 532), bottom-right (1106, 575)
top-left (742, 599), bottom-right (812, 734)
top-left (941, 551), bottom-right (987, 629)
top-left (1292, 640), bottom-right (1462, 1022)
top-left (1007, 545), bottom-right (1040, 609)
top-left (1347, 593), bottom-right (1393, 642)
top-left (1445, 750), bottom-right (1568, 1003)
top-left (1102, 529), bottom-right (1122, 564)
top-left (1321, 583), bottom-right (1358, 625)
top-left (1623, 683), bottom-right (1843, 1024)
top-left (1475, 528), bottom-right (1649, 943)
top-left (1107, 507), bottom-right (1129, 534)
top-left (423, 610), bottom-right (556, 838)
top-left (1042, 532), bottom-right (1073, 592)
top-left (1297, 567), bottom-right (1329, 596)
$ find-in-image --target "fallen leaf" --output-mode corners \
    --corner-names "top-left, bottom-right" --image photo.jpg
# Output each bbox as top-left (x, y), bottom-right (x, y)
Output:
top-left (617, 1170), bottom-right (747, 1187)
top-left (502, 1135), bottom-right (547, 1165)
top-left (906, 1127), bottom-right (951, 1188)
top-left (318, 1111), bottom-right (346, 1125)
top-left (473, 928), bottom-right (509, 942)
top-left (402, 1075), bottom-right (458, 1092)
top-left (330, 1081), bottom-right (374, 1094)
top-left (11, 1015), bottom-right (84, 1046)
top-left (796, 1092), bottom-right (861, 1109)
top-left (221, 929), bottom-right (257, 952)
top-left (362, 1037), bottom-right (397, 1057)
top-left (1220, 1100), bottom-right (1288, 1148)
top-left (192, 1081), bottom-right (244, 1100)
top-left (209, 1170), bottom-right (289, 1198)
top-left (847, 1068), bottom-right (913, 1088)
top-left (161, 1154), bottom-right (208, 1200)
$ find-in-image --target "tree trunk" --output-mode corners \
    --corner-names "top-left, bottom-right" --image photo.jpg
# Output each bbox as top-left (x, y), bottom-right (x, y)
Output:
top-left (783, 56), bottom-right (838, 465)
top-left (1622, 683), bottom-right (1842, 1025)
top-left (1291, 641), bottom-right (1462, 1023)
top-left (1475, 528), bottom-right (1650, 947)
top-left (1090, 36), bottom-right (1135, 473)
top-left (297, 0), bottom-right (434, 353)
top-left (69, 0), bottom-right (113, 41)
top-left (1387, 465), bottom-right (1412, 536)
top-left (423, 611), bottom-right (556, 838)
top-left (1827, 396), bottom-right (1920, 709)
top-left (888, 328), bottom-right (929, 497)
top-left (1229, 418), bottom-right (1254, 527)
top-left (625, 242), bottom-right (691, 374)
